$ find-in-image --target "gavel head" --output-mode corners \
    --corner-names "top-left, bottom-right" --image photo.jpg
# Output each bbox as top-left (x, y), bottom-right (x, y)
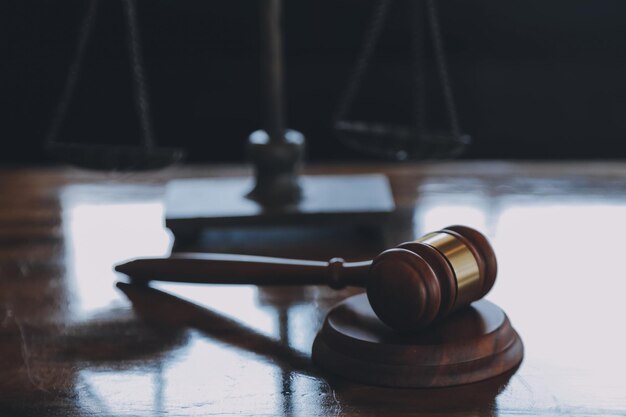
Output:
top-left (366, 225), bottom-right (497, 332)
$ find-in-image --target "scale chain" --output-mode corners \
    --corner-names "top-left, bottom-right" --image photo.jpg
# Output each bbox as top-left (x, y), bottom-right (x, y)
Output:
top-left (44, 0), bottom-right (157, 150)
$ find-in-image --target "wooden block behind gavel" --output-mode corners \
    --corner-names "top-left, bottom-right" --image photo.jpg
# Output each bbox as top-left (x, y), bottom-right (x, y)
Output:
top-left (116, 225), bottom-right (496, 333)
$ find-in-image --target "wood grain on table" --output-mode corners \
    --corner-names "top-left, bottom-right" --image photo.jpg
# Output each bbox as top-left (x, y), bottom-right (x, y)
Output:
top-left (1, 162), bottom-right (626, 416)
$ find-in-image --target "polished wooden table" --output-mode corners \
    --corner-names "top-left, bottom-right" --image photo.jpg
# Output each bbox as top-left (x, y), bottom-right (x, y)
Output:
top-left (1, 162), bottom-right (626, 416)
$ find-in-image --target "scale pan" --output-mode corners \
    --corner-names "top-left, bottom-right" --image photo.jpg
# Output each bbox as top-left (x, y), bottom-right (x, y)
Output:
top-left (335, 120), bottom-right (470, 161)
top-left (47, 143), bottom-right (185, 171)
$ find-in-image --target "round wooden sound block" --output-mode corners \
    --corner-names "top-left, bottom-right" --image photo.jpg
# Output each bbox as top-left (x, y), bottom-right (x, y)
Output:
top-left (312, 294), bottom-right (523, 388)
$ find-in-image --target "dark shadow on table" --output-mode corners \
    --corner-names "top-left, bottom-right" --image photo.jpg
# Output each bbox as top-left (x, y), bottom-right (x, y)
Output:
top-left (116, 282), bottom-right (516, 416)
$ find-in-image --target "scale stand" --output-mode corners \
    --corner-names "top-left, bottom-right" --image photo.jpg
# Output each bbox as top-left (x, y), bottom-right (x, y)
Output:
top-left (166, 0), bottom-right (398, 249)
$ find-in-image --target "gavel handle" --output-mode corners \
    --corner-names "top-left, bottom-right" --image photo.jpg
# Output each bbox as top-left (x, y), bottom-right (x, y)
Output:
top-left (115, 253), bottom-right (371, 289)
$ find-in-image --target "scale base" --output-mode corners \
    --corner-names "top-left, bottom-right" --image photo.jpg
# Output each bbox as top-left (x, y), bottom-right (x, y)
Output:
top-left (165, 174), bottom-right (403, 248)
top-left (313, 294), bottom-right (523, 388)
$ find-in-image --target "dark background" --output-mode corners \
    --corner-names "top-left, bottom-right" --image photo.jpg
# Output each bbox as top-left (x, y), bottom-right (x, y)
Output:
top-left (3, 0), bottom-right (626, 165)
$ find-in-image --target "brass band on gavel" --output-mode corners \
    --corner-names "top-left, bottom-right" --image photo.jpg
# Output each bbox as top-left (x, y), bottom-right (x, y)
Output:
top-left (417, 231), bottom-right (482, 309)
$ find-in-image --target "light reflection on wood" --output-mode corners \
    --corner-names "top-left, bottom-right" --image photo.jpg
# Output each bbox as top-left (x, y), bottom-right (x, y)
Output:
top-left (1, 162), bottom-right (626, 416)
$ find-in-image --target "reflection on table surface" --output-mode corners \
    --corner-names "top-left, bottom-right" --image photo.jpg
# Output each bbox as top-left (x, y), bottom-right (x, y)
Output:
top-left (1, 162), bottom-right (625, 416)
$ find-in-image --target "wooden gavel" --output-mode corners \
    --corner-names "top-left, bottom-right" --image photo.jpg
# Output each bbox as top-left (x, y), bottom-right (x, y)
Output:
top-left (115, 225), bottom-right (497, 332)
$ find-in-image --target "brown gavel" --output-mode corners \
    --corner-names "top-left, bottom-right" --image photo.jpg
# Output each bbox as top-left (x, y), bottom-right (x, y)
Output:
top-left (115, 225), bottom-right (497, 332)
